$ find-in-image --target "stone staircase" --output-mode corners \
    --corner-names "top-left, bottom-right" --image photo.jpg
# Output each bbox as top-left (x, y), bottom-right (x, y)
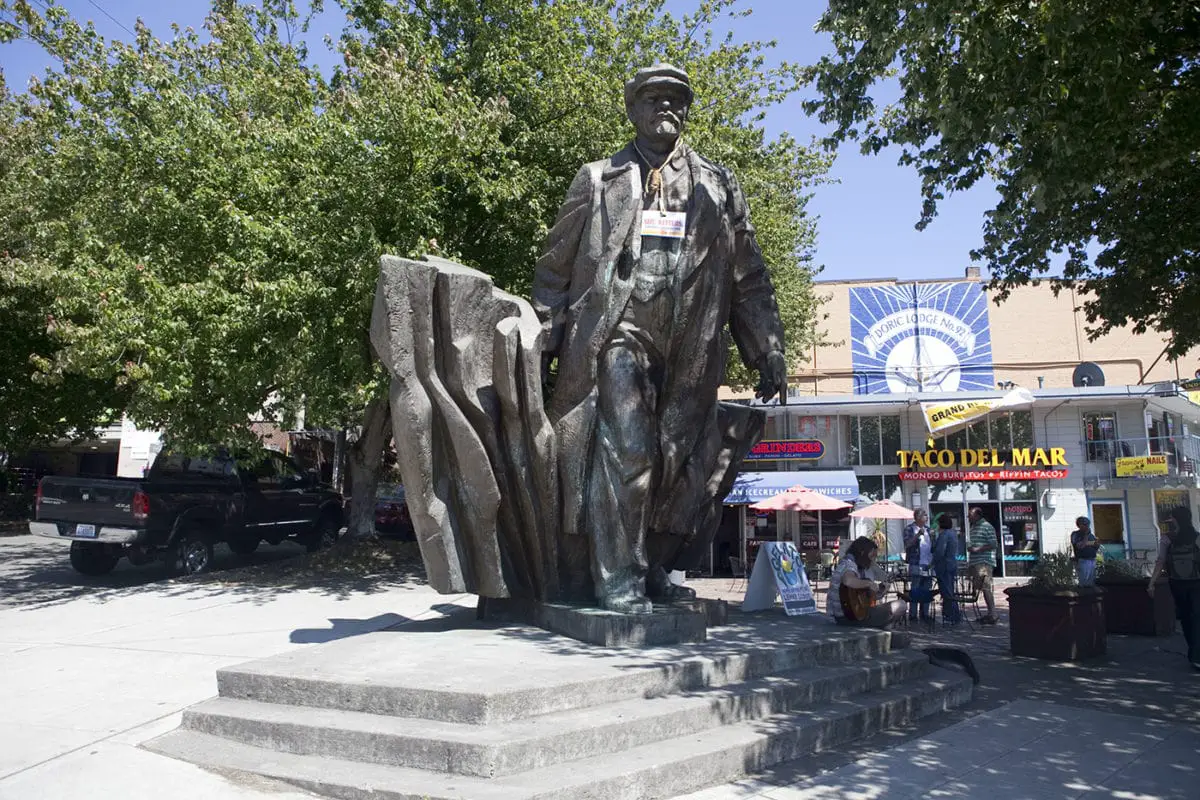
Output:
top-left (145, 614), bottom-right (973, 800)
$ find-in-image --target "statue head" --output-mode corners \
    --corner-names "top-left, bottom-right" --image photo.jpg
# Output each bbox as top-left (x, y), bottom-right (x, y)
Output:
top-left (624, 63), bottom-right (693, 148)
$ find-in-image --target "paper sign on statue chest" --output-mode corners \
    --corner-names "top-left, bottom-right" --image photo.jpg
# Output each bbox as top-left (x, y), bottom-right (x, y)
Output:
top-left (641, 210), bottom-right (687, 238)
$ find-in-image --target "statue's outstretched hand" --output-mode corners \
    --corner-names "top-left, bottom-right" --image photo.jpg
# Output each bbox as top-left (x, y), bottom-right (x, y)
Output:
top-left (755, 350), bottom-right (787, 405)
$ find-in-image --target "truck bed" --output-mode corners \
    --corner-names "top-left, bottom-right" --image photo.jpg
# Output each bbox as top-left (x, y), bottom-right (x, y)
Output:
top-left (36, 475), bottom-right (145, 532)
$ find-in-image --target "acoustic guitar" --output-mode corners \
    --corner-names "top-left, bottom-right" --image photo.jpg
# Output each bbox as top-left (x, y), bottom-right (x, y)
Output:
top-left (840, 579), bottom-right (889, 622)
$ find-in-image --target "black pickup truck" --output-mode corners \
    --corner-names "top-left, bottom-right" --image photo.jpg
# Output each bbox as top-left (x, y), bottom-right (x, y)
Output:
top-left (31, 450), bottom-right (343, 576)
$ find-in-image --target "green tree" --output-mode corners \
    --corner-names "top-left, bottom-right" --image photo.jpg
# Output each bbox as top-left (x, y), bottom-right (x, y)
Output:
top-left (0, 0), bottom-right (826, 535)
top-left (0, 65), bottom-right (133, 457)
top-left (807, 1), bottom-right (1200, 355)
top-left (344, 0), bottom-right (829, 387)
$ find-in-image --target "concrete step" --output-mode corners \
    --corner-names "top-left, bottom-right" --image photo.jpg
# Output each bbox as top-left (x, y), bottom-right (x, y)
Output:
top-left (146, 673), bottom-right (973, 800)
top-left (214, 625), bottom-right (901, 724)
top-left (182, 650), bottom-right (931, 778)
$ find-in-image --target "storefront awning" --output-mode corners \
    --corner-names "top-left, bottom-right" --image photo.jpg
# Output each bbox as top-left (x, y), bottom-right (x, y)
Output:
top-left (725, 470), bottom-right (860, 505)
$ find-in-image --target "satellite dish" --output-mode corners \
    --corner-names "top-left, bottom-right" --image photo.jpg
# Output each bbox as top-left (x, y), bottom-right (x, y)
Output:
top-left (1072, 362), bottom-right (1106, 387)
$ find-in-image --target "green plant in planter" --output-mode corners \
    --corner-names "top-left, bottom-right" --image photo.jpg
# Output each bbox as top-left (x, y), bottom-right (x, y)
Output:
top-left (1029, 550), bottom-right (1081, 591)
top-left (1098, 556), bottom-right (1151, 580)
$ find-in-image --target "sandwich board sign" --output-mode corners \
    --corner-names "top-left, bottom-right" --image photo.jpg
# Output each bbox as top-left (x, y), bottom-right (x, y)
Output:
top-left (741, 541), bottom-right (817, 615)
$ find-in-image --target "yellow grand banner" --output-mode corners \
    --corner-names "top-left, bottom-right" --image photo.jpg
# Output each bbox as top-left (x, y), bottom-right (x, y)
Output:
top-left (922, 388), bottom-right (1035, 437)
top-left (1115, 455), bottom-right (1169, 477)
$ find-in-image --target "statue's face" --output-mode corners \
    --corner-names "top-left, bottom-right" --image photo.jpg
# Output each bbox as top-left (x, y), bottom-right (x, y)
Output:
top-left (628, 85), bottom-right (690, 146)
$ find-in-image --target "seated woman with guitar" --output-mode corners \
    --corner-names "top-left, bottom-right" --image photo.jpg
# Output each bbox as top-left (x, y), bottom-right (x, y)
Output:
top-left (826, 536), bottom-right (907, 629)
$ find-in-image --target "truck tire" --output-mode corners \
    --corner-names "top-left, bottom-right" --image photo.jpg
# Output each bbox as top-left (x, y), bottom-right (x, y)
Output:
top-left (227, 536), bottom-right (260, 556)
top-left (69, 541), bottom-right (120, 576)
top-left (305, 514), bottom-right (341, 553)
top-left (169, 530), bottom-right (214, 576)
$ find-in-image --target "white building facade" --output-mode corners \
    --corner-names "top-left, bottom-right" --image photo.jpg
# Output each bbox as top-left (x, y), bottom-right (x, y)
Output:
top-left (718, 385), bottom-right (1200, 577)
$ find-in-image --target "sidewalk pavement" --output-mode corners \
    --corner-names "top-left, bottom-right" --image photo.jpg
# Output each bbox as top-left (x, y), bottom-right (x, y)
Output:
top-left (2, 543), bottom-right (1196, 800)
top-left (677, 699), bottom-right (1200, 800)
top-left (681, 576), bottom-right (1200, 799)
top-left (0, 534), bottom-right (474, 800)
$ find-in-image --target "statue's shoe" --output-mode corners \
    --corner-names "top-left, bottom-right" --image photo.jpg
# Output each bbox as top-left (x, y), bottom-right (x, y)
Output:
top-left (600, 593), bottom-right (655, 615)
top-left (648, 583), bottom-right (698, 601)
top-left (646, 565), bottom-right (698, 601)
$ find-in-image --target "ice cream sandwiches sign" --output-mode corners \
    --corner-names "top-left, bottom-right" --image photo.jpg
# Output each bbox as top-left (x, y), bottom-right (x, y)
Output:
top-left (850, 282), bottom-right (995, 394)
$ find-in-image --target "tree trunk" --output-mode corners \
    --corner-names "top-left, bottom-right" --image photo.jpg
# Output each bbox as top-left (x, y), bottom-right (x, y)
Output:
top-left (331, 428), bottom-right (347, 494)
top-left (345, 397), bottom-right (392, 539)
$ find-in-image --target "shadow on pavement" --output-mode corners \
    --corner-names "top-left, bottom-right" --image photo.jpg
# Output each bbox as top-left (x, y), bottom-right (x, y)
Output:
top-left (0, 534), bottom-right (427, 610)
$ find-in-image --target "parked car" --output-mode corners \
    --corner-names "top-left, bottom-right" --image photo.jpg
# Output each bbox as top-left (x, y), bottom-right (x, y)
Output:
top-left (30, 450), bottom-right (344, 577)
top-left (374, 482), bottom-right (414, 539)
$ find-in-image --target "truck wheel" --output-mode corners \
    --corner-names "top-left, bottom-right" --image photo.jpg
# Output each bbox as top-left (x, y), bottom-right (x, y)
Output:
top-left (227, 537), bottom-right (260, 556)
top-left (169, 530), bottom-right (214, 576)
top-left (305, 515), bottom-right (340, 553)
top-left (69, 541), bottom-right (120, 576)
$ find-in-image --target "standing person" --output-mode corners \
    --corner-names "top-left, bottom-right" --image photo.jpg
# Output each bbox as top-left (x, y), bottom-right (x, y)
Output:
top-left (932, 514), bottom-right (961, 625)
top-left (967, 507), bottom-right (999, 624)
top-left (903, 508), bottom-right (934, 621)
top-left (1070, 517), bottom-right (1100, 587)
top-left (1148, 506), bottom-right (1200, 671)
top-left (827, 536), bottom-right (907, 629)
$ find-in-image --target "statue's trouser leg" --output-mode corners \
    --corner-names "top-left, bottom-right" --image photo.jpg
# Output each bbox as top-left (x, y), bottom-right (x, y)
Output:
top-left (590, 336), bottom-right (659, 608)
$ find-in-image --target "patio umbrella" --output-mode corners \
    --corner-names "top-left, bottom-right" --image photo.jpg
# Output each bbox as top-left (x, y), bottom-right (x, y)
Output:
top-left (751, 485), bottom-right (852, 512)
top-left (850, 499), bottom-right (915, 562)
top-left (848, 499), bottom-right (915, 520)
top-left (751, 485), bottom-right (851, 552)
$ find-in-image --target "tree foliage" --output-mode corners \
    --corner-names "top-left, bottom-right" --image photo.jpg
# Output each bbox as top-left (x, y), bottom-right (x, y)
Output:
top-left (0, 0), bottom-right (825, 484)
top-left (807, 0), bottom-right (1200, 355)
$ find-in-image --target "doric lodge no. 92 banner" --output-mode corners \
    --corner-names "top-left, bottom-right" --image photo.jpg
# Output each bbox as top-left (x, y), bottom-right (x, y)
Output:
top-left (849, 282), bottom-right (995, 395)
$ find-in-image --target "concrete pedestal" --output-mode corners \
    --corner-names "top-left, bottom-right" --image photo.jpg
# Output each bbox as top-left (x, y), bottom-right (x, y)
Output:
top-left (479, 598), bottom-right (720, 646)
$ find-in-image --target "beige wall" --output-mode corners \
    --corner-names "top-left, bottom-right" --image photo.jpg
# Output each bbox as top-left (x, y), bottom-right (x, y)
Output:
top-left (791, 275), bottom-right (1199, 396)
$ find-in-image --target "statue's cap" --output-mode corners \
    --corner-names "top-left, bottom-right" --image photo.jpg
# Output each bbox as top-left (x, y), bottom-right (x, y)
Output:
top-left (624, 63), bottom-right (693, 107)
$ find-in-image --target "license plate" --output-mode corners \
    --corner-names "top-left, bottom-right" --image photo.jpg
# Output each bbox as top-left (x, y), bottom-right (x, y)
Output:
top-left (74, 524), bottom-right (97, 539)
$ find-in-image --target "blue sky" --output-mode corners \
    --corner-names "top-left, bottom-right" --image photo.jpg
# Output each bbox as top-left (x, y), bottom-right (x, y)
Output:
top-left (0, 0), bottom-right (999, 282)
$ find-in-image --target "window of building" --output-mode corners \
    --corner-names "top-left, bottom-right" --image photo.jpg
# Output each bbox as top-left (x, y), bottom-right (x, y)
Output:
top-left (858, 475), bottom-right (903, 503)
top-left (859, 416), bottom-right (881, 465)
top-left (843, 415), bottom-right (903, 467)
top-left (964, 480), bottom-right (999, 502)
top-left (1001, 480), bottom-right (1036, 501)
top-left (966, 419), bottom-right (989, 449)
top-left (880, 416), bottom-right (901, 465)
top-left (1010, 410), bottom-right (1034, 449)
top-left (1083, 412), bottom-right (1118, 462)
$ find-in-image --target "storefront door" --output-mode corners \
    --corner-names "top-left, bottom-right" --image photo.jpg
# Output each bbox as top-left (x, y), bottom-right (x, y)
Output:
top-left (927, 500), bottom-right (1012, 577)
top-left (1089, 500), bottom-right (1127, 555)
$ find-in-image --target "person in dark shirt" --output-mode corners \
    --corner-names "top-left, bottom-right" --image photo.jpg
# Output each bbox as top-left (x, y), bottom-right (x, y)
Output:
top-left (1070, 516), bottom-right (1099, 587)
top-left (933, 515), bottom-right (961, 625)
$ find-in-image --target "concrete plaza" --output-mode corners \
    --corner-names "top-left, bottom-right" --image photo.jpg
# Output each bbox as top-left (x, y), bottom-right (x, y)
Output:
top-left (0, 535), bottom-right (1196, 800)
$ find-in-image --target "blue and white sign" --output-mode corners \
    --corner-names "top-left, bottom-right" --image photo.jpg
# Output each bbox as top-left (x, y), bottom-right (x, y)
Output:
top-left (725, 470), bottom-right (860, 504)
top-left (850, 282), bottom-right (994, 394)
top-left (741, 541), bottom-right (818, 616)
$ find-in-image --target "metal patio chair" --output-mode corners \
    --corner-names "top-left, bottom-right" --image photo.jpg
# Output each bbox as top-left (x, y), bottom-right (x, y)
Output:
top-left (728, 556), bottom-right (746, 593)
top-left (950, 567), bottom-right (983, 631)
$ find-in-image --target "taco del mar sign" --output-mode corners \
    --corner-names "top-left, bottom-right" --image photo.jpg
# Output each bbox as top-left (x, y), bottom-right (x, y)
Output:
top-left (897, 447), bottom-right (1069, 470)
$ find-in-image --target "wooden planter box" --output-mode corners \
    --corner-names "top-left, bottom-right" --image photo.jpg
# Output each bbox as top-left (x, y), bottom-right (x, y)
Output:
top-left (1005, 586), bottom-right (1107, 661)
top-left (1096, 577), bottom-right (1175, 636)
